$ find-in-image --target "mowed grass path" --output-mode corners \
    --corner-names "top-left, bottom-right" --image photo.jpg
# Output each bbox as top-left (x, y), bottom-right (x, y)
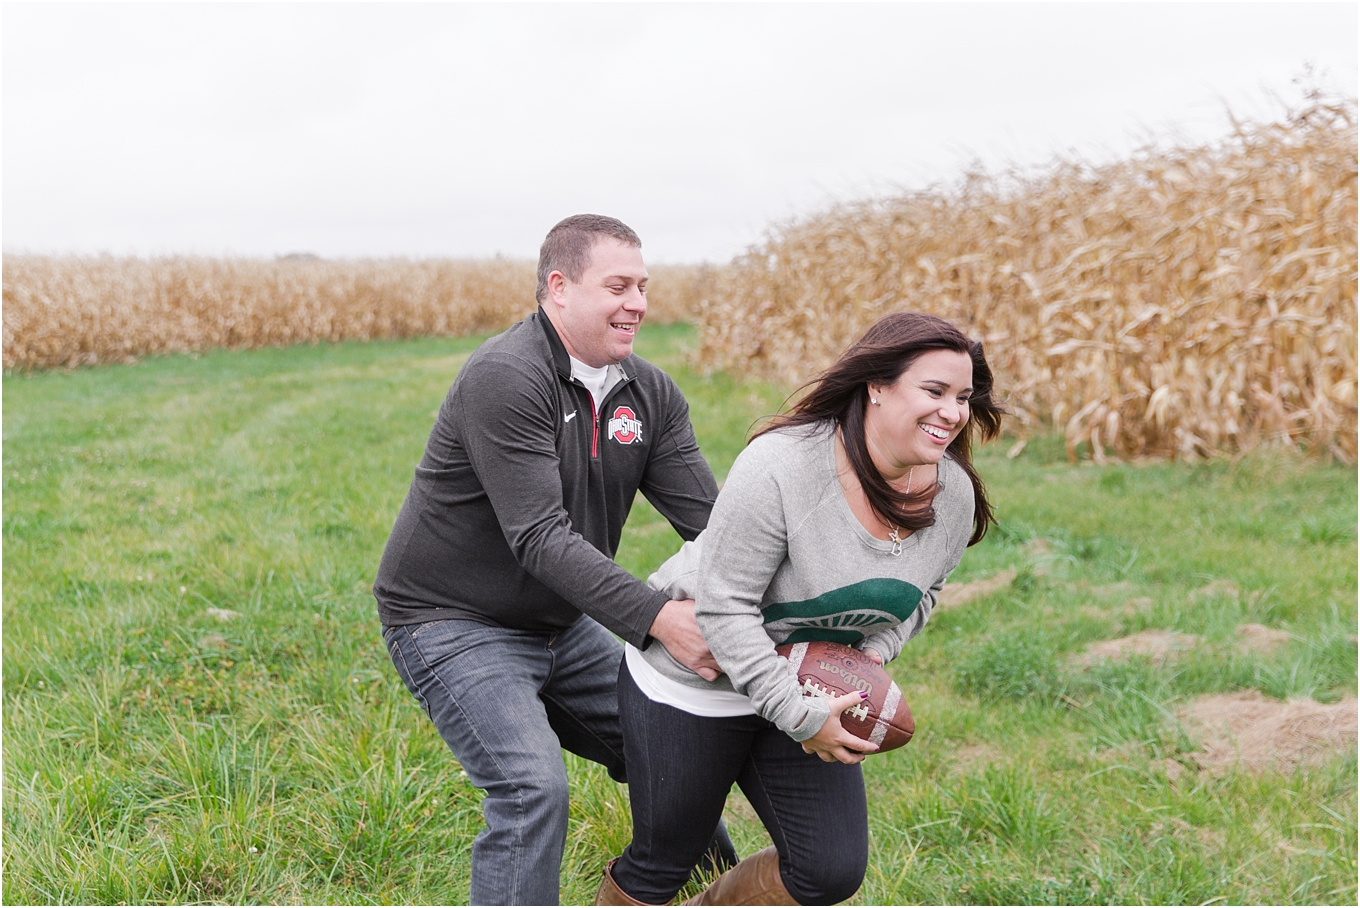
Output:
top-left (4, 324), bottom-right (1355, 905)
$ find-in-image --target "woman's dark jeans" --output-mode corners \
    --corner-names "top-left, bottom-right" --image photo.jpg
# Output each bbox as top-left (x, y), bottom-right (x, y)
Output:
top-left (610, 661), bottom-right (868, 905)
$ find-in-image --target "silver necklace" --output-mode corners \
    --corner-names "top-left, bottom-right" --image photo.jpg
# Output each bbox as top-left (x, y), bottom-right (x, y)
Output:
top-left (885, 467), bottom-right (914, 557)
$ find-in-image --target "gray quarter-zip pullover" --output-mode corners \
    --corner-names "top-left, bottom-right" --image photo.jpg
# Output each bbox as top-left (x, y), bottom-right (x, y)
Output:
top-left (374, 308), bottom-right (718, 647)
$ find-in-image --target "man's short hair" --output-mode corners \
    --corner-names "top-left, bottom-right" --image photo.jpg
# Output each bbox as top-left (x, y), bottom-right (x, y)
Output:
top-left (536, 215), bottom-right (642, 304)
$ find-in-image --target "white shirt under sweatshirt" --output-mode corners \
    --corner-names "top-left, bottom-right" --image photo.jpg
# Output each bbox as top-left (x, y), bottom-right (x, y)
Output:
top-left (569, 356), bottom-right (612, 413)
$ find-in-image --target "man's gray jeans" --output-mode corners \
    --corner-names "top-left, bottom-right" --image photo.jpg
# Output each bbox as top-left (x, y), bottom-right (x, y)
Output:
top-left (384, 615), bottom-right (630, 905)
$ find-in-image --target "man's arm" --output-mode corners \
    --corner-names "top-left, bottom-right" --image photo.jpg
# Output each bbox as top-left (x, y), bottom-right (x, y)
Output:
top-left (648, 599), bottom-right (720, 681)
top-left (636, 377), bottom-right (719, 541)
top-left (456, 355), bottom-right (670, 645)
top-left (635, 376), bottom-right (723, 679)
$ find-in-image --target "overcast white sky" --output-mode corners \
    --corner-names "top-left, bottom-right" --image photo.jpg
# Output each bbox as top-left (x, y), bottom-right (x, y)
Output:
top-left (3, 2), bottom-right (1356, 264)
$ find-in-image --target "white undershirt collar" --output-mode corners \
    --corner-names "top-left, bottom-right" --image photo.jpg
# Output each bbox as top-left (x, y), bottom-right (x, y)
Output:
top-left (569, 355), bottom-right (611, 413)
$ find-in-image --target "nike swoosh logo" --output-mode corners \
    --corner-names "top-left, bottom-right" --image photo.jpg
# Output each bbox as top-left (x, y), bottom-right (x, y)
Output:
top-left (564, 411), bottom-right (578, 424)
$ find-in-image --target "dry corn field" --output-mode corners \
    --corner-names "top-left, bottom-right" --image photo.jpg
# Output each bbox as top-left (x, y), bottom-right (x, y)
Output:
top-left (697, 96), bottom-right (1358, 463)
top-left (4, 98), bottom-right (1355, 463)
top-left (1, 256), bottom-right (712, 370)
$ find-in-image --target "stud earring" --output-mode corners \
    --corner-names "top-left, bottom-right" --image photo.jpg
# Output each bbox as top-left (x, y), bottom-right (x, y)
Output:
top-left (870, 397), bottom-right (880, 405)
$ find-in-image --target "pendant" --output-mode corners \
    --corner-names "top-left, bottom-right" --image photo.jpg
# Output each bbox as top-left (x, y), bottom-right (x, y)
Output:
top-left (888, 526), bottom-right (903, 557)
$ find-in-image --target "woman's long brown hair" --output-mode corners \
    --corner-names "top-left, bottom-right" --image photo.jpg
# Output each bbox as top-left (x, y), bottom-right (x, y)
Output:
top-left (754, 312), bottom-right (1005, 545)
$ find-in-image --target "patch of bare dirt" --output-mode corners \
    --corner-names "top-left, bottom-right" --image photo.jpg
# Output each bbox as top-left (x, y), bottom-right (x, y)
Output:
top-left (1235, 623), bottom-right (1293, 654)
top-left (937, 570), bottom-right (1017, 610)
top-left (1193, 579), bottom-right (1241, 600)
top-left (1160, 758), bottom-right (1188, 782)
top-left (1122, 597), bottom-right (1153, 615)
top-left (1022, 537), bottom-right (1052, 557)
top-left (1072, 630), bottom-right (1203, 667)
top-left (1177, 691), bottom-right (1358, 774)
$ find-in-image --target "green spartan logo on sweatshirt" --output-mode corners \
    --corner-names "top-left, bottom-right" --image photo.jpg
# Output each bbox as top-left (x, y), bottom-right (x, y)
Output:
top-left (761, 578), bottom-right (924, 645)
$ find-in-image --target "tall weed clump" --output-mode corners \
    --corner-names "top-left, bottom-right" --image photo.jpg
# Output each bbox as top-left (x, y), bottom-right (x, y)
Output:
top-left (698, 95), bottom-right (1357, 462)
top-left (2, 258), bottom-right (706, 370)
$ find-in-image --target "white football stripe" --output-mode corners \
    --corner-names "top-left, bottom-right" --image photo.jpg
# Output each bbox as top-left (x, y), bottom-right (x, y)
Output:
top-left (786, 641), bottom-right (809, 671)
top-left (869, 681), bottom-right (903, 746)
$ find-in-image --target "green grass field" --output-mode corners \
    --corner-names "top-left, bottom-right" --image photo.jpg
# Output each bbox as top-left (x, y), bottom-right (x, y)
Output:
top-left (4, 324), bottom-right (1355, 905)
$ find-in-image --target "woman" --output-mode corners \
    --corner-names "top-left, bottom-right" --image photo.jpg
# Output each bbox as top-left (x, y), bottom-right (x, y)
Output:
top-left (596, 312), bottom-right (1004, 906)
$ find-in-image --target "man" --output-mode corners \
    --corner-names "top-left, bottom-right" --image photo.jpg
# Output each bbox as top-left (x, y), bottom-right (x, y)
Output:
top-left (376, 215), bottom-right (731, 905)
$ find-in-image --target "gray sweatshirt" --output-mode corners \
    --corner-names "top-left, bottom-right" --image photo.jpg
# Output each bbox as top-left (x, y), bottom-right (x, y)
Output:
top-left (642, 423), bottom-right (973, 741)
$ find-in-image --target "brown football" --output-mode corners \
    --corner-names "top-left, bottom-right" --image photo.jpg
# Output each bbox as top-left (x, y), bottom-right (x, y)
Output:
top-left (775, 640), bottom-right (914, 752)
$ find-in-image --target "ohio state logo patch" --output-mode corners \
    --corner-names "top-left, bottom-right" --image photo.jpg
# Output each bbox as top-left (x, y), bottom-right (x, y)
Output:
top-left (608, 406), bottom-right (642, 444)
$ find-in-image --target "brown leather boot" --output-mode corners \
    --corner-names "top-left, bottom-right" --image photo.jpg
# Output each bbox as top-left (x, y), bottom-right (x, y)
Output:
top-left (681, 846), bottom-right (799, 905)
top-left (595, 858), bottom-right (654, 906)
